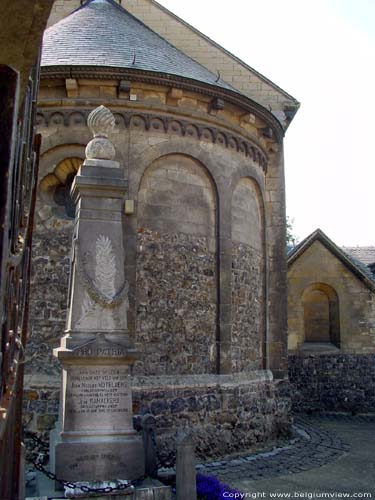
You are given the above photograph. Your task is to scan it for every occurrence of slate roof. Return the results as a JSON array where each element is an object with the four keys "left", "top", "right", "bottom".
[
  {"left": 288, "top": 229, "right": 375, "bottom": 291},
  {"left": 41, "top": 0, "right": 235, "bottom": 92},
  {"left": 341, "top": 247, "right": 375, "bottom": 266}
]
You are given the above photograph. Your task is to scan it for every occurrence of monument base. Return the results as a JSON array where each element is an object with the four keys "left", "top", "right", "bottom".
[
  {"left": 50, "top": 349, "right": 145, "bottom": 484},
  {"left": 53, "top": 436, "right": 144, "bottom": 483}
]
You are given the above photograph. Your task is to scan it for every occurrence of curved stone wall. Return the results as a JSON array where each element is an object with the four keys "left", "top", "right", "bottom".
[
  {"left": 135, "top": 154, "right": 217, "bottom": 375},
  {"left": 26, "top": 69, "right": 289, "bottom": 459},
  {"left": 28, "top": 215, "right": 72, "bottom": 378},
  {"left": 231, "top": 177, "right": 265, "bottom": 372}
]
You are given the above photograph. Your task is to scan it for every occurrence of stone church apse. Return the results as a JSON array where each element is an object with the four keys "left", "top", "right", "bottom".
[{"left": 24, "top": 0, "right": 296, "bottom": 464}]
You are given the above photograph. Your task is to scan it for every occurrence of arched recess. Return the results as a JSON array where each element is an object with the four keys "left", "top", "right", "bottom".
[
  {"left": 231, "top": 177, "right": 265, "bottom": 372},
  {"left": 37, "top": 145, "right": 85, "bottom": 226},
  {"left": 302, "top": 283, "right": 340, "bottom": 347},
  {"left": 136, "top": 154, "right": 218, "bottom": 376},
  {"left": 39, "top": 157, "right": 83, "bottom": 218}
]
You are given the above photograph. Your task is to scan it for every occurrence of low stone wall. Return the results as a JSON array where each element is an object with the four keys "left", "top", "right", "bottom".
[
  {"left": 133, "top": 373, "right": 291, "bottom": 466},
  {"left": 289, "top": 353, "right": 375, "bottom": 413},
  {"left": 23, "top": 372, "right": 291, "bottom": 466}
]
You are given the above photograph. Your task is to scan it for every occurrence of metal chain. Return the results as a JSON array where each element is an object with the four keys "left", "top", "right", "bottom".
[
  {"left": 32, "top": 459, "right": 135, "bottom": 494},
  {"left": 25, "top": 430, "right": 48, "bottom": 452}
]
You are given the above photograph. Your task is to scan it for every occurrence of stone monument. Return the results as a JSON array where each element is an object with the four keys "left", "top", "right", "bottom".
[{"left": 50, "top": 105, "right": 144, "bottom": 485}]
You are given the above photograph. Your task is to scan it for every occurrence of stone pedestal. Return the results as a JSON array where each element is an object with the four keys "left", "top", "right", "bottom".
[
  {"left": 51, "top": 106, "right": 144, "bottom": 484},
  {"left": 53, "top": 351, "right": 143, "bottom": 482}
]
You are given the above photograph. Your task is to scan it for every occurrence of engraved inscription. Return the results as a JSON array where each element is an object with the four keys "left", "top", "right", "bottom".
[
  {"left": 73, "top": 346, "right": 128, "bottom": 357},
  {"left": 68, "top": 453, "right": 127, "bottom": 471},
  {"left": 65, "top": 366, "right": 133, "bottom": 431}
]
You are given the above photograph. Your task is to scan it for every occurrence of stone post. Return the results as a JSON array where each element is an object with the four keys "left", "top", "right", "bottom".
[
  {"left": 141, "top": 414, "right": 158, "bottom": 479},
  {"left": 50, "top": 105, "right": 144, "bottom": 484},
  {"left": 176, "top": 433, "right": 197, "bottom": 500}
]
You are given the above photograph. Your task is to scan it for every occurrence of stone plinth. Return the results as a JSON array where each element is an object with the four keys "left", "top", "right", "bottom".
[
  {"left": 51, "top": 107, "right": 144, "bottom": 484},
  {"left": 53, "top": 348, "right": 143, "bottom": 482}
]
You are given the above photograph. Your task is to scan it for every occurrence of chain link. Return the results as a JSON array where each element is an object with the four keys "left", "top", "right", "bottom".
[{"left": 32, "top": 461, "right": 135, "bottom": 494}]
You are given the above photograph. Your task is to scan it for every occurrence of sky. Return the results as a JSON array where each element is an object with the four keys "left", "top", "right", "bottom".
[{"left": 157, "top": 0, "right": 375, "bottom": 246}]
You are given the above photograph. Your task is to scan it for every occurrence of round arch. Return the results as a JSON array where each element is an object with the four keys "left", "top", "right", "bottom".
[
  {"left": 231, "top": 176, "right": 266, "bottom": 372},
  {"left": 135, "top": 152, "right": 219, "bottom": 376},
  {"left": 302, "top": 282, "right": 340, "bottom": 347}
]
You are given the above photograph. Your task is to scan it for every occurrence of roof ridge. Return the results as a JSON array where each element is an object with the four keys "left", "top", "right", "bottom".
[
  {"left": 288, "top": 228, "right": 375, "bottom": 291},
  {"left": 150, "top": 0, "right": 299, "bottom": 105},
  {"left": 342, "top": 245, "right": 375, "bottom": 249},
  {"left": 74, "top": 0, "right": 124, "bottom": 14}
]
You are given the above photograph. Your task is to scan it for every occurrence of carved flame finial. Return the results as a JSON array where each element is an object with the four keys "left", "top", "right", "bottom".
[
  {"left": 87, "top": 105, "right": 115, "bottom": 138},
  {"left": 85, "top": 106, "right": 116, "bottom": 161}
]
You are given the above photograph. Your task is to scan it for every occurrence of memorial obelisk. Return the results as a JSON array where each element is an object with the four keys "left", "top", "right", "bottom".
[{"left": 50, "top": 106, "right": 144, "bottom": 484}]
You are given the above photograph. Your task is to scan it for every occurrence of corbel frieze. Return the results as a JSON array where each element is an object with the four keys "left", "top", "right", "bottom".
[{"left": 36, "top": 109, "right": 268, "bottom": 172}]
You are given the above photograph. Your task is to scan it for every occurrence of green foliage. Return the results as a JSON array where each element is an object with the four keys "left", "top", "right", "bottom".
[{"left": 286, "top": 216, "right": 298, "bottom": 246}]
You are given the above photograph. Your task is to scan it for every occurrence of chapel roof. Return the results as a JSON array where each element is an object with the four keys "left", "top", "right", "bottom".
[
  {"left": 288, "top": 229, "right": 375, "bottom": 292},
  {"left": 41, "top": 0, "right": 236, "bottom": 93},
  {"left": 341, "top": 246, "right": 375, "bottom": 266}
]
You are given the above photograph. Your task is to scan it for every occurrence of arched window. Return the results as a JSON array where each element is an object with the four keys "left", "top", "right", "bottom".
[{"left": 302, "top": 283, "right": 340, "bottom": 347}]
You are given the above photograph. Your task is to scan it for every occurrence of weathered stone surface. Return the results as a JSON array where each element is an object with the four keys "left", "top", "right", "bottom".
[
  {"left": 135, "top": 229, "right": 217, "bottom": 376},
  {"left": 27, "top": 57, "right": 289, "bottom": 463},
  {"left": 24, "top": 374, "right": 291, "bottom": 467},
  {"left": 27, "top": 215, "right": 73, "bottom": 376},
  {"left": 176, "top": 433, "right": 197, "bottom": 500},
  {"left": 288, "top": 239, "right": 375, "bottom": 352},
  {"left": 141, "top": 415, "right": 158, "bottom": 479},
  {"left": 232, "top": 242, "right": 263, "bottom": 372},
  {"left": 48, "top": 109, "right": 145, "bottom": 484},
  {"left": 132, "top": 374, "right": 292, "bottom": 466},
  {"left": 55, "top": 438, "right": 144, "bottom": 483},
  {"left": 289, "top": 353, "right": 375, "bottom": 413},
  {"left": 64, "top": 365, "right": 133, "bottom": 431}
]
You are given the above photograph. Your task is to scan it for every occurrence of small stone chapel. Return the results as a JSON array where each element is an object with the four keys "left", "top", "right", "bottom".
[{"left": 25, "top": 0, "right": 300, "bottom": 464}]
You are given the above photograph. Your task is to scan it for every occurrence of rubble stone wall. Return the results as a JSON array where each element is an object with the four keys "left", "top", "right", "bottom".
[
  {"left": 27, "top": 215, "right": 73, "bottom": 377},
  {"left": 231, "top": 178, "right": 265, "bottom": 372},
  {"left": 134, "top": 154, "right": 217, "bottom": 375},
  {"left": 24, "top": 374, "right": 291, "bottom": 465},
  {"left": 26, "top": 70, "right": 289, "bottom": 457},
  {"left": 133, "top": 374, "right": 291, "bottom": 465},
  {"left": 289, "top": 353, "right": 375, "bottom": 413}
]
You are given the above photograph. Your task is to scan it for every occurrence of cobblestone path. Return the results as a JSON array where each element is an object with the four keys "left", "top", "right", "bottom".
[{"left": 196, "top": 414, "right": 359, "bottom": 482}]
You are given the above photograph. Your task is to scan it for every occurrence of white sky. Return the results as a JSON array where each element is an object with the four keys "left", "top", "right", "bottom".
[{"left": 157, "top": 0, "right": 375, "bottom": 246}]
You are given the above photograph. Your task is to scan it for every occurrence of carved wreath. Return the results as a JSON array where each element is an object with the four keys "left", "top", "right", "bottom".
[{"left": 75, "top": 235, "right": 129, "bottom": 310}]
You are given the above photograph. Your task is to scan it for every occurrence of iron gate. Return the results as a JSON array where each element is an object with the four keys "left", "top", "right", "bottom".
[{"left": 0, "top": 61, "right": 41, "bottom": 500}]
